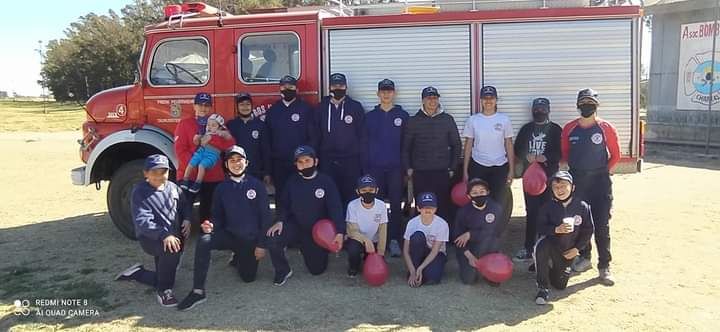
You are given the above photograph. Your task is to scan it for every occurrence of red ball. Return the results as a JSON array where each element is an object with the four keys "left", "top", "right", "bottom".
[
  {"left": 312, "top": 219, "right": 340, "bottom": 253},
  {"left": 476, "top": 253, "right": 513, "bottom": 284},
  {"left": 451, "top": 181, "right": 471, "bottom": 206},
  {"left": 362, "top": 253, "right": 389, "bottom": 287},
  {"left": 523, "top": 162, "right": 548, "bottom": 196}
]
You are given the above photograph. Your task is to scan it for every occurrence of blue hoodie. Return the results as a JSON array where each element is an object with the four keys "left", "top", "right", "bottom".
[
  {"left": 131, "top": 181, "right": 192, "bottom": 240},
  {"left": 313, "top": 96, "right": 366, "bottom": 159},
  {"left": 365, "top": 104, "right": 408, "bottom": 169},
  {"left": 211, "top": 174, "right": 273, "bottom": 247}
]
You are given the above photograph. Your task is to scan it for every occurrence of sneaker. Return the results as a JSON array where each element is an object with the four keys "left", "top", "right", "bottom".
[
  {"left": 156, "top": 289, "right": 178, "bottom": 308},
  {"left": 189, "top": 182, "right": 201, "bottom": 194},
  {"left": 227, "top": 254, "right": 238, "bottom": 267},
  {"left": 599, "top": 268, "right": 615, "bottom": 286},
  {"left": 513, "top": 248, "right": 533, "bottom": 262},
  {"left": 389, "top": 240, "right": 402, "bottom": 257},
  {"left": 535, "top": 288, "right": 549, "bottom": 305},
  {"left": 347, "top": 268, "right": 358, "bottom": 278},
  {"left": 572, "top": 257, "right": 592, "bottom": 272},
  {"left": 114, "top": 263, "right": 142, "bottom": 281},
  {"left": 528, "top": 263, "right": 536, "bottom": 273},
  {"left": 179, "top": 180, "right": 190, "bottom": 191},
  {"left": 178, "top": 290, "right": 207, "bottom": 311},
  {"left": 273, "top": 269, "right": 293, "bottom": 286}
]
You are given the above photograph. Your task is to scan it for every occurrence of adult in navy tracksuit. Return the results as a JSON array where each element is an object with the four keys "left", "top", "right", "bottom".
[
  {"left": 453, "top": 179, "right": 503, "bottom": 285},
  {"left": 264, "top": 75, "right": 314, "bottom": 199},
  {"left": 177, "top": 146, "right": 274, "bottom": 311},
  {"left": 226, "top": 93, "right": 271, "bottom": 183},
  {"left": 561, "top": 88, "right": 620, "bottom": 286},
  {"left": 115, "top": 154, "right": 192, "bottom": 308},
  {"left": 365, "top": 79, "right": 408, "bottom": 257},
  {"left": 313, "top": 73, "right": 366, "bottom": 206},
  {"left": 512, "top": 98, "right": 562, "bottom": 261},
  {"left": 266, "top": 145, "right": 345, "bottom": 283},
  {"left": 533, "top": 171, "right": 594, "bottom": 305}
]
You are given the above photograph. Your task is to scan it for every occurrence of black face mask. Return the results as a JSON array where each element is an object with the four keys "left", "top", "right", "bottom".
[
  {"left": 281, "top": 89, "right": 296, "bottom": 102},
  {"left": 359, "top": 192, "right": 376, "bottom": 204},
  {"left": 532, "top": 112, "right": 548, "bottom": 123},
  {"left": 299, "top": 165, "right": 316, "bottom": 178},
  {"left": 578, "top": 104, "right": 597, "bottom": 118},
  {"left": 331, "top": 89, "right": 346, "bottom": 100},
  {"left": 471, "top": 195, "right": 489, "bottom": 207}
]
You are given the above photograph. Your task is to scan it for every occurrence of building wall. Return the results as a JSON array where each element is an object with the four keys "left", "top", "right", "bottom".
[{"left": 647, "top": 8, "right": 720, "bottom": 145}]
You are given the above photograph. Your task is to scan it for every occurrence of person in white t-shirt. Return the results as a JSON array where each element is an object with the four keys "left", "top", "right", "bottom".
[
  {"left": 345, "top": 175, "right": 389, "bottom": 277},
  {"left": 403, "top": 192, "right": 449, "bottom": 287},
  {"left": 462, "top": 85, "right": 515, "bottom": 232}
]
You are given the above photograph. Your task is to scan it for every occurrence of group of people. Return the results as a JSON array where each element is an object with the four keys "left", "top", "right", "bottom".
[{"left": 115, "top": 73, "right": 621, "bottom": 309}]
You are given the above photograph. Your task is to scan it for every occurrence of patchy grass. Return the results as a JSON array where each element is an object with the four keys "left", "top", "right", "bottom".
[{"left": 0, "top": 100, "right": 85, "bottom": 132}]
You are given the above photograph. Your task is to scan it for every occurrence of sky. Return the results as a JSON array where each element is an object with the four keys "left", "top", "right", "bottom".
[{"left": 0, "top": 1, "right": 653, "bottom": 97}]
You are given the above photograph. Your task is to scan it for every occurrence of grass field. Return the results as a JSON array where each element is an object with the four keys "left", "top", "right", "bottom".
[{"left": 0, "top": 100, "right": 85, "bottom": 132}]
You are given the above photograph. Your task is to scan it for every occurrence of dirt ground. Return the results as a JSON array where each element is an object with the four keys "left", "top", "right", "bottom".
[{"left": 0, "top": 131, "right": 719, "bottom": 332}]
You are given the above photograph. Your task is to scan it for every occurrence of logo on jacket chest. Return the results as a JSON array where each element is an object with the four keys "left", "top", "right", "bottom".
[
  {"left": 251, "top": 130, "right": 259, "bottom": 139},
  {"left": 591, "top": 133, "right": 604, "bottom": 145},
  {"left": 394, "top": 118, "right": 403, "bottom": 127},
  {"left": 291, "top": 113, "right": 300, "bottom": 122},
  {"left": 315, "top": 188, "right": 325, "bottom": 199},
  {"left": 247, "top": 189, "right": 257, "bottom": 200},
  {"left": 485, "top": 213, "right": 496, "bottom": 223},
  {"left": 344, "top": 115, "right": 353, "bottom": 124},
  {"left": 573, "top": 215, "right": 582, "bottom": 226}
]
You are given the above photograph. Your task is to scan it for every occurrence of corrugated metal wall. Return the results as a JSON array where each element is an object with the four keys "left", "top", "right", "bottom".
[
  {"left": 482, "top": 19, "right": 634, "bottom": 154},
  {"left": 328, "top": 25, "right": 472, "bottom": 131}
]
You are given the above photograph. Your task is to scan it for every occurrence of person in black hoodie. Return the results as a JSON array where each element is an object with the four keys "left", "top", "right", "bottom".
[
  {"left": 513, "top": 97, "right": 562, "bottom": 262},
  {"left": 534, "top": 171, "right": 594, "bottom": 305},
  {"left": 313, "top": 73, "right": 366, "bottom": 207},
  {"left": 266, "top": 145, "right": 345, "bottom": 284},
  {"left": 402, "top": 86, "right": 462, "bottom": 222},
  {"left": 177, "top": 146, "right": 274, "bottom": 311}
]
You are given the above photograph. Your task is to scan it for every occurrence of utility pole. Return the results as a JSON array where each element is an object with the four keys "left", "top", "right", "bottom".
[
  {"left": 705, "top": 0, "right": 720, "bottom": 156},
  {"left": 35, "top": 40, "right": 47, "bottom": 114}
]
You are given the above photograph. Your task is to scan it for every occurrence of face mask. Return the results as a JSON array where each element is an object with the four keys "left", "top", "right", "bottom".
[
  {"left": 331, "top": 89, "right": 346, "bottom": 100},
  {"left": 532, "top": 112, "right": 548, "bottom": 123},
  {"left": 578, "top": 104, "right": 597, "bottom": 118},
  {"left": 359, "top": 192, "right": 376, "bottom": 204},
  {"left": 471, "top": 195, "right": 488, "bottom": 207},
  {"left": 281, "top": 89, "right": 296, "bottom": 102},
  {"left": 299, "top": 165, "right": 316, "bottom": 178}
]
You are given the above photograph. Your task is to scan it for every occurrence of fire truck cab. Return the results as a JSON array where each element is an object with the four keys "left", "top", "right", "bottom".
[{"left": 71, "top": 2, "right": 643, "bottom": 239}]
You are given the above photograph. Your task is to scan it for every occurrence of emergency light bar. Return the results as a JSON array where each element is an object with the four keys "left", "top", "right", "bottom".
[{"left": 163, "top": 2, "right": 226, "bottom": 20}]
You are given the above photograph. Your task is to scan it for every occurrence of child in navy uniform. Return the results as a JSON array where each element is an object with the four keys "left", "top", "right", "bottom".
[
  {"left": 534, "top": 171, "right": 594, "bottom": 305},
  {"left": 266, "top": 145, "right": 345, "bottom": 285},
  {"left": 453, "top": 179, "right": 503, "bottom": 285},
  {"left": 403, "top": 192, "right": 450, "bottom": 287},
  {"left": 115, "top": 154, "right": 192, "bottom": 308},
  {"left": 345, "top": 175, "right": 388, "bottom": 277}
]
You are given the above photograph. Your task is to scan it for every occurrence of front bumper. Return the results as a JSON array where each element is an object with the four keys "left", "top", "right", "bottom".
[{"left": 71, "top": 166, "right": 87, "bottom": 186}]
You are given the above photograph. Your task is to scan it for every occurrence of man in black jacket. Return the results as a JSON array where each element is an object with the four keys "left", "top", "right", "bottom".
[
  {"left": 534, "top": 171, "right": 594, "bottom": 305},
  {"left": 513, "top": 97, "right": 562, "bottom": 262},
  {"left": 402, "top": 86, "right": 462, "bottom": 221}
]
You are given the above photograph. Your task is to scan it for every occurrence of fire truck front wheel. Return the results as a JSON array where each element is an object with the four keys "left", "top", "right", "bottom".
[{"left": 107, "top": 159, "right": 145, "bottom": 240}]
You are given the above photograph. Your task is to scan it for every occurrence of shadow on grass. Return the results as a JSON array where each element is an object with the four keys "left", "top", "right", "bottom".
[{"left": 0, "top": 213, "right": 601, "bottom": 331}]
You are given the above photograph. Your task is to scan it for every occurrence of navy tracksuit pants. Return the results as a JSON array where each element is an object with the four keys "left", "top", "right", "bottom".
[
  {"left": 367, "top": 166, "right": 404, "bottom": 242},
  {"left": 192, "top": 230, "right": 263, "bottom": 289},
  {"left": 522, "top": 187, "right": 551, "bottom": 252},
  {"left": 455, "top": 238, "right": 498, "bottom": 285},
  {"left": 134, "top": 237, "right": 183, "bottom": 292},
  {"left": 407, "top": 231, "right": 446, "bottom": 285},
  {"left": 534, "top": 237, "right": 572, "bottom": 290},
  {"left": 320, "top": 155, "right": 362, "bottom": 207},
  {"left": 572, "top": 170, "right": 613, "bottom": 269},
  {"left": 268, "top": 221, "right": 330, "bottom": 276}
]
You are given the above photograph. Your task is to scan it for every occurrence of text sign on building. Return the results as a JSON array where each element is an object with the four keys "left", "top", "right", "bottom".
[{"left": 678, "top": 21, "right": 720, "bottom": 110}]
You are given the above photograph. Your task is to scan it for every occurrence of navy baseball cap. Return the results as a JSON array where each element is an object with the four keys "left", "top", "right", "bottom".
[
  {"left": 225, "top": 145, "right": 247, "bottom": 159},
  {"left": 421, "top": 86, "right": 440, "bottom": 98},
  {"left": 144, "top": 154, "right": 169, "bottom": 171},
  {"left": 480, "top": 86, "right": 498, "bottom": 98},
  {"left": 194, "top": 92, "right": 212, "bottom": 105},
  {"left": 551, "top": 171, "right": 574, "bottom": 184},
  {"left": 532, "top": 98, "right": 550, "bottom": 112},
  {"left": 378, "top": 79, "right": 395, "bottom": 91},
  {"left": 236, "top": 92, "right": 252, "bottom": 103},
  {"left": 357, "top": 174, "right": 378, "bottom": 190},
  {"left": 279, "top": 75, "right": 297, "bottom": 86},
  {"left": 417, "top": 192, "right": 438, "bottom": 208},
  {"left": 577, "top": 88, "right": 599, "bottom": 105},
  {"left": 293, "top": 145, "right": 316, "bottom": 161},
  {"left": 329, "top": 73, "right": 347, "bottom": 85}
]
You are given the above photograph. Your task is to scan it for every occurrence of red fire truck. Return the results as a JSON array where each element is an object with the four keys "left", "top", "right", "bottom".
[{"left": 71, "top": 2, "right": 643, "bottom": 238}]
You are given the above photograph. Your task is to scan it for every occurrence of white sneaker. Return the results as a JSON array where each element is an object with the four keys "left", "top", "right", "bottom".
[
  {"left": 599, "top": 268, "right": 615, "bottom": 286},
  {"left": 115, "top": 263, "right": 142, "bottom": 281},
  {"left": 572, "top": 257, "right": 592, "bottom": 272}
]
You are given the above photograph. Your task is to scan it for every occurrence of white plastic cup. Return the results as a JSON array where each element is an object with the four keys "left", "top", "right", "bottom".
[{"left": 562, "top": 217, "right": 575, "bottom": 232}]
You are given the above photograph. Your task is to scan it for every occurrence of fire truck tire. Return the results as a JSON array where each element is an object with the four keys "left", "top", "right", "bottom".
[{"left": 107, "top": 159, "right": 145, "bottom": 240}]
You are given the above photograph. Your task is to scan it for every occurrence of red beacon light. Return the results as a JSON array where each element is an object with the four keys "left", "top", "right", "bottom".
[{"left": 163, "top": 5, "right": 182, "bottom": 20}]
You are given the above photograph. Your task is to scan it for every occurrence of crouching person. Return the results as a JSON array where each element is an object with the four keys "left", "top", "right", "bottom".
[
  {"left": 534, "top": 171, "right": 594, "bottom": 305},
  {"left": 345, "top": 175, "right": 388, "bottom": 277},
  {"left": 454, "top": 179, "right": 503, "bottom": 285},
  {"left": 115, "top": 154, "right": 192, "bottom": 308},
  {"left": 178, "top": 146, "right": 274, "bottom": 311},
  {"left": 403, "top": 192, "right": 449, "bottom": 287}
]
